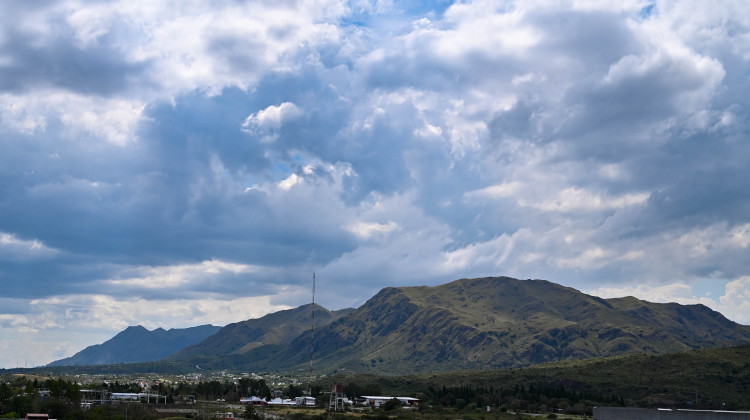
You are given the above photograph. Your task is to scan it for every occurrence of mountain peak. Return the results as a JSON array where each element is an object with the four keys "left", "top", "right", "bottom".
[
  {"left": 124, "top": 325, "right": 147, "bottom": 331},
  {"left": 47, "top": 324, "right": 220, "bottom": 367}
]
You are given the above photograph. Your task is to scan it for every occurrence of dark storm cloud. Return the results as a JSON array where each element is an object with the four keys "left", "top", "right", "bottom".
[
  {"left": 0, "top": 13, "right": 149, "bottom": 95},
  {"left": 0, "top": 34, "right": 148, "bottom": 95},
  {"left": 0, "top": 83, "right": 359, "bottom": 301},
  {"left": 531, "top": 9, "right": 639, "bottom": 73},
  {"left": 3, "top": 89, "right": 359, "bottom": 267}
]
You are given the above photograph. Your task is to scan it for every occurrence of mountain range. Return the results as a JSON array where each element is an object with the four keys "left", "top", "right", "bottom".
[
  {"left": 246, "top": 277, "right": 750, "bottom": 373},
  {"left": 47, "top": 324, "right": 221, "bottom": 366},
  {"left": 47, "top": 276, "right": 750, "bottom": 373}
]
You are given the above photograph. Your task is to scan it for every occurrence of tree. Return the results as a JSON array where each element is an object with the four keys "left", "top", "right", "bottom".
[
  {"left": 242, "top": 404, "right": 259, "bottom": 420},
  {"left": 285, "top": 384, "right": 305, "bottom": 399},
  {"left": 238, "top": 378, "right": 270, "bottom": 399},
  {"left": 382, "top": 398, "right": 401, "bottom": 411}
]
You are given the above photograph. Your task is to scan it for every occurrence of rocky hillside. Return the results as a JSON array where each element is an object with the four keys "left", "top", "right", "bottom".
[{"left": 268, "top": 277, "right": 750, "bottom": 373}]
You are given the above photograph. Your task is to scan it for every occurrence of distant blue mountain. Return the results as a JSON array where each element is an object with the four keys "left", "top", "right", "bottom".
[{"left": 47, "top": 324, "right": 221, "bottom": 366}]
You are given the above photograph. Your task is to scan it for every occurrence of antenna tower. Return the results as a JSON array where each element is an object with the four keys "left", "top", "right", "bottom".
[{"left": 310, "top": 272, "right": 316, "bottom": 392}]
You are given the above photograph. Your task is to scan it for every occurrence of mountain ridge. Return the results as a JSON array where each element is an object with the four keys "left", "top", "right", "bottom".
[
  {"left": 170, "top": 303, "right": 354, "bottom": 360},
  {"left": 263, "top": 276, "right": 750, "bottom": 373},
  {"left": 47, "top": 324, "right": 221, "bottom": 367},
  {"left": 45, "top": 276, "right": 750, "bottom": 374}
]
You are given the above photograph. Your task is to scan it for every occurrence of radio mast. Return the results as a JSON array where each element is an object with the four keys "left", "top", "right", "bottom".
[{"left": 309, "top": 272, "right": 316, "bottom": 392}]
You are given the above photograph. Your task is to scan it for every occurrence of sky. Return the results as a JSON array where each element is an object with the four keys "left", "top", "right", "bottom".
[{"left": 1, "top": 0, "right": 749, "bottom": 368}]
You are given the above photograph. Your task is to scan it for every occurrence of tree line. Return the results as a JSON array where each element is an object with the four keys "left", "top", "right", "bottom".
[
  {"left": 1, "top": 375, "right": 629, "bottom": 419},
  {"left": 423, "top": 383, "right": 625, "bottom": 415},
  {"left": 0, "top": 377, "right": 82, "bottom": 419}
]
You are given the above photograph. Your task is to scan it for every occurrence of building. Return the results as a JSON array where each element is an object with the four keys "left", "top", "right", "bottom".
[
  {"left": 295, "top": 396, "right": 316, "bottom": 407},
  {"left": 240, "top": 396, "right": 266, "bottom": 405},
  {"left": 267, "top": 398, "right": 296, "bottom": 406},
  {"left": 359, "top": 396, "right": 419, "bottom": 407},
  {"left": 109, "top": 392, "right": 165, "bottom": 403}
]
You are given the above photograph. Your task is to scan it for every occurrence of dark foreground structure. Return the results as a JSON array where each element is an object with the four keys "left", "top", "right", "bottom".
[{"left": 594, "top": 408, "right": 750, "bottom": 420}]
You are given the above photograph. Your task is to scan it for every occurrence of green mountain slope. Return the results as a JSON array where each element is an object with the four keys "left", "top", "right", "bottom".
[
  {"left": 170, "top": 303, "right": 354, "bottom": 360},
  {"left": 323, "top": 344, "right": 750, "bottom": 409},
  {"left": 46, "top": 324, "right": 221, "bottom": 366},
  {"left": 272, "top": 277, "right": 750, "bottom": 373}
]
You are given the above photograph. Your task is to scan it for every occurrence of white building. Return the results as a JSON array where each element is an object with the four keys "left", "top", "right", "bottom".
[{"left": 359, "top": 396, "right": 419, "bottom": 407}]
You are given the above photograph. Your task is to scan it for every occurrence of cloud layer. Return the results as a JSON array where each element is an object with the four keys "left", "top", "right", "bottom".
[{"left": 1, "top": 0, "right": 750, "bottom": 367}]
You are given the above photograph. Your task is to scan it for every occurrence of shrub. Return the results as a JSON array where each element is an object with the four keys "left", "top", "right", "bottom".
[{"left": 382, "top": 397, "right": 402, "bottom": 411}]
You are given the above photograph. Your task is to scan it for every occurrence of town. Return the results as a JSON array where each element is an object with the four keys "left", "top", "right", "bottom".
[{"left": 0, "top": 370, "right": 425, "bottom": 419}]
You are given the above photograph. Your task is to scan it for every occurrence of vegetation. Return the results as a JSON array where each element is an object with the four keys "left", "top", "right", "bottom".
[
  {"left": 3, "top": 344, "right": 750, "bottom": 419},
  {"left": 0, "top": 375, "right": 275, "bottom": 419},
  {"left": 0, "top": 376, "right": 81, "bottom": 419},
  {"left": 320, "top": 344, "right": 750, "bottom": 411}
]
